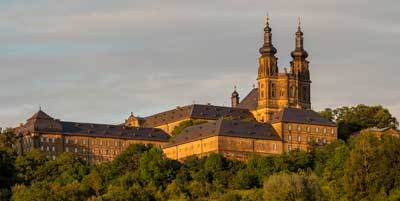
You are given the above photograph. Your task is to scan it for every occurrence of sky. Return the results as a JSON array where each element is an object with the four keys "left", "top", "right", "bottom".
[{"left": 0, "top": 0, "right": 399, "bottom": 127}]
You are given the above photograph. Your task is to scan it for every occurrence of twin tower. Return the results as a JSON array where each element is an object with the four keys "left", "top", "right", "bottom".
[{"left": 232, "top": 17, "right": 311, "bottom": 122}]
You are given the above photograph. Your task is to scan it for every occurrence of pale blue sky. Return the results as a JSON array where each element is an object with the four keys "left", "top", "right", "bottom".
[{"left": 1, "top": 0, "right": 399, "bottom": 127}]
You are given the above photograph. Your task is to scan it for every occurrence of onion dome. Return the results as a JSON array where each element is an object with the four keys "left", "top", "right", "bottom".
[
  {"left": 291, "top": 18, "right": 308, "bottom": 59},
  {"left": 259, "top": 16, "right": 277, "bottom": 55}
]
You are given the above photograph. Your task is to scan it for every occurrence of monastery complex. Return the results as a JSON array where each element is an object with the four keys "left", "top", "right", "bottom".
[{"left": 13, "top": 18, "right": 338, "bottom": 162}]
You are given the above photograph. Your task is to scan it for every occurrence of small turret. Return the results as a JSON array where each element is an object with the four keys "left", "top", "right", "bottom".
[{"left": 231, "top": 86, "right": 239, "bottom": 108}]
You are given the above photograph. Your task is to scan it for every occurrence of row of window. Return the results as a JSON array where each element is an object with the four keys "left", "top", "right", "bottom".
[
  {"left": 40, "top": 146, "right": 56, "bottom": 152},
  {"left": 288, "top": 124, "right": 335, "bottom": 134},
  {"left": 65, "top": 147, "right": 119, "bottom": 156},
  {"left": 64, "top": 138, "right": 123, "bottom": 147},
  {"left": 175, "top": 142, "right": 278, "bottom": 153},
  {"left": 40, "top": 137, "right": 126, "bottom": 148},
  {"left": 287, "top": 135, "right": 328, "bottom": 144},
  {"left": 40, "top": 137, "right": 56, "bottom": 143}
]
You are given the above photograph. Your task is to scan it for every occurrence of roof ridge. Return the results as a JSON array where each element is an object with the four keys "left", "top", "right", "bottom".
[{"left": 188, "top": 104, "right": 195, "bottom": 118}]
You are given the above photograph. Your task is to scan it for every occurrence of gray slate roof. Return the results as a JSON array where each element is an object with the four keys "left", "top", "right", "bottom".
[
  {"left": 15, "top": 110, "right": 170, "bottom": 142},
  {"left": 270, "top": 107, "right": 336, "bottom": 126},
  {"left": 165, "top": 119, "right": 281, "bottom": 147},
  {"left": 143, "top": 104, "right": 254, "bottom": 127},
  {"left": 237, "top": 88, "right": 258, "bottom": 110}
]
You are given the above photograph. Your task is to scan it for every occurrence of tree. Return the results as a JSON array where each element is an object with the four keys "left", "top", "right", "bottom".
[
  {"left": 138, "top": 147, "right": 180, "bottom": 188},
  {"left": 320, "top": 104, "right": 398, "bottom": 140},
  {"left": 264, "top": 172, "right": 324, "bottom": 201},
  {"left": 0, "top": 147, "right": 15, "bottom": 201},
  {"left": 34, "top": 152, "right": 88, "bottom": 185},
  {"left": 170, "top": 120, "right": 208, "bottom": 138},
  {"left": 342, "top": 134, "right": 400, "bottom": 200},
  {"left": 15, "top": 149, "right": 47, "bottom": 185}
]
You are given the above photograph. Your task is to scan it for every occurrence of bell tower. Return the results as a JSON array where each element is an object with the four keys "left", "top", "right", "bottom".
[
  {"left": 289, "top": 18, "right": 311, "bottom": 109},
  {"left": 257, "top": 16, "right": 280, "bottom": 122}
]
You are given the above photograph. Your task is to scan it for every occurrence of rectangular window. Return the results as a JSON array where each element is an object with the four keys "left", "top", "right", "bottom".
[
  {"left": 75, "top": 148, "right": 78, "bottom": 153},
  {"left": 40, "top": 137, "right": 43, "bottom": 142},
  {"left": 288, "top": 135, "right": 292, "bottom": 141},
  {"left": 52, "top": 146, "right": 55, "bottom": 152},
  {"left": 52, "top": 138, "right": 55, "bottom": 143},
  {"left": 306, "top": 127, "right": 311, "bottom": 132},
  {"left": 331, "top": 128, "right": 335, "bottom": 135},
  {"left": 322, "top": 138, "right": 327, "bottom": 144},
  {"left": 107, "top": 140, "right": 110, "bottom": 146},
  {"left": 74, "top": 139, "right": 78, "bottom": 144},
  {"left": 297, "top": 125, "right": 301, "bottom": 132},
  {"left": 272, "top": 144, "right": 277, "bottom": 150},
  {"left": 315, "top": 138, "right": 319, "bottom": 143},
  {"left": 323, "top": 128, "right": 327, "bottom": 134},
  {"left": 315, "top": 127, "right": 319, "bottom": 133},
  {"left": 83, "top": 139, "right": 86, "bottom": 145},
  {"left": 65, "top": 139, "right": 69, "bottom": 144},
  {"left": 91, "top": 139, "right": 94, "bottom": 145},
  {"left": 66, "top": 147, "right": 69, "bottom": 152},
  {"left": 288, "top": 145, "right": 292, "bottom": 151},
  {"left": 99, "top": 140, "right": 102, "bottom": 146},
  {"left": 288, "top": 124, "right": 292, "bottom": 131},
  {"left": 297, "top": 135, "right": 301, "bottom": 142},
  {"left": 114, "top": 141, "right": 118, "bottom": 147}
]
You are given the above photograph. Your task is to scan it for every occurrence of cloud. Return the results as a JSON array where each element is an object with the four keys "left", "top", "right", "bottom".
[{"left": 0, "top": 0, "right": 399, "bottom": 127}]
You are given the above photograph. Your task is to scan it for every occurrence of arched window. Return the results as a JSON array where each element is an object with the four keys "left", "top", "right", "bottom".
[
  {"left": 302, "top": 86, "right": 308, "bottom": 101},
  {"left": 289, "top": 86, "right": 295, "bottom": 98},
  {"left": 271, "top": 83, "right": 276, "bottom": 98}
]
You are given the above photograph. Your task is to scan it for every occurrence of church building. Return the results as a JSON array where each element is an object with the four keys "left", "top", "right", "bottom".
[{"left": 14, "top": 17, "right": 337, "bottom": 162}]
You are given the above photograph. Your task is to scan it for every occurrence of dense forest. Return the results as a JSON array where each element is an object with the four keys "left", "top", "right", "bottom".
[{"left": 0, "top": 104, "right": 399, "bottom": 201}]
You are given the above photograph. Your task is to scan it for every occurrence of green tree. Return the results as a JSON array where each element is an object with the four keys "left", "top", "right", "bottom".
[
  {"left": 81, "top": 170, "right": 103, "bottom": 196},
  {"left": 170, "top": 120, "right": 208, "bottom": 138},
  {"left": 264, "top": 172, "right": 324, "bottom": 201},
  {"left": 320, "top": 104, "right": 398, "bottom": 140},
  {"left": 0, "top": 128, "right": 16, "bottom": 150},
  {"left": 342, "top": 134, "right": 400, "bottom": 200},
  {"left": 138, "top": 147, "right": 180, "bottom": 188},
  {"left": 0, "top": 147, "right": 15, "bottom": 201},
  {"left": 34, "top": 152, "right": 88, "bottom": 185},
  {"left": 15, "top": 149, "right": 47, "bottom": 185}
]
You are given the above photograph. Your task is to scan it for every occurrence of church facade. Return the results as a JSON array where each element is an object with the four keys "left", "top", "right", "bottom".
[{"left": 14, "top": 18, "right": 337, "bottom": 162}]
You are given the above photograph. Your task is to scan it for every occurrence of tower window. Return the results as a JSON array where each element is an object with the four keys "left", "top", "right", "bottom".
[
  {"left": 271, "top": 83, "right": 276, "bottom": 98},
  {"left": 302, "top": 86, "right": 308, "bottom": 101},
  {"left": 289, "top": 86, "right": 295, "bottom": 98}
]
